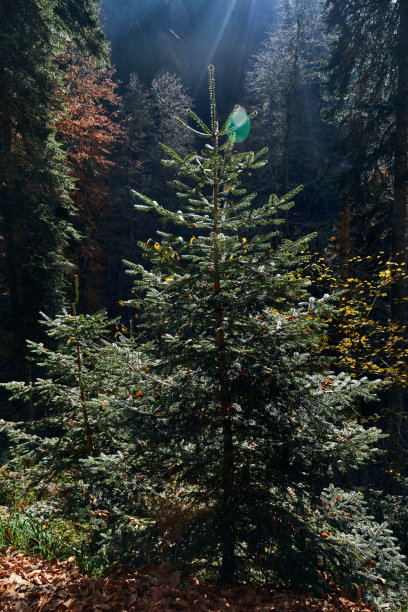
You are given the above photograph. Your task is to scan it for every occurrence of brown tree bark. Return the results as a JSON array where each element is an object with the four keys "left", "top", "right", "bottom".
[{"left": 211, "top": 106, "right": 235, "bottom": 584}]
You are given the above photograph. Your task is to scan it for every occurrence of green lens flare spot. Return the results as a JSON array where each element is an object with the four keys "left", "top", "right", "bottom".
[{"left": 226, "top": 106, "right": 250, "bottom": 143}]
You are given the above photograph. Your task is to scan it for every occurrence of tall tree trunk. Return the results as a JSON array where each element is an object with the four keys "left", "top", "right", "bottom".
[
  {"left": 1, "top": 101, "right": 30, "bottom": 387},
  {"left": 389, "top": 0, "right": 408, "bottom": 466},
  {"left": 339, "top": 198, "right": 351, "bottom": 286},
  {"left": 5, "top": 219, "right": 28, "bottom": 381},
  {"left": 211, "top": 91, "right": 235, "bottom": 583},
  {"left": 281, "top": 100, "right": 291, "bottom": 195}
]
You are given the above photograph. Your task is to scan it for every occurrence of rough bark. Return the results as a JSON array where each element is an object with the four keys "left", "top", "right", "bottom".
[{"left": 211, "top": 104, "right": 235, "bottom": 583}]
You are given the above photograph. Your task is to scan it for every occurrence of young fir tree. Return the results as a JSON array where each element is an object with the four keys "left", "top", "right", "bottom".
[
  {"left": 1, "top": 293, "right": 152, "bottom": 567},
  {"left": 125, "top": 66, "right": 406, "bottom": 597},
  {"left": 2, "top": 67, "right": 407, "bottom": 603}
]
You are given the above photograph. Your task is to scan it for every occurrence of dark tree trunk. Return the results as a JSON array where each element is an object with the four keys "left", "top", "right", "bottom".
[
  {"left": 339, "top": 199, "right": 351, "bottom": 286},
  {"left": 281, "top": 99, "right": 291, "bottom": 195},
  {"left": 211, "top": 118, "right": 235, "bottom": 584},
  {"left": 1, "top": 101, "right": 30, "bottom": 387},
  {"left": 389, "top": 0, "right": 408, "bottom": 465}
]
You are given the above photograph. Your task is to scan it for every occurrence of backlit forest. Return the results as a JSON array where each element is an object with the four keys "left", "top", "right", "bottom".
[{"left": 1, "top": 1, "right": 408, "bottom": 610}]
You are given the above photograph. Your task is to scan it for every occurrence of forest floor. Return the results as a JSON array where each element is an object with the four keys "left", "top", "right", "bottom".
[{"left": 0, "top": 549, "right": 377, "bottom": 611}]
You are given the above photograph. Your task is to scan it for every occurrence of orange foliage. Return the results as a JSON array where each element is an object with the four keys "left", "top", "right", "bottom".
[{"left": 56, "top": 53, "right": 123, "bottom": 312}]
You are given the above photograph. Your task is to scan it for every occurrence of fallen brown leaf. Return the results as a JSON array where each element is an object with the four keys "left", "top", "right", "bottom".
[{"left": 0, "top": 549, "right": 377, "bottom": 612}]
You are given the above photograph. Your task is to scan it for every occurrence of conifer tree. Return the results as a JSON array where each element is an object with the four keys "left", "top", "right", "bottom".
[
  {"left": 125, "top": 66, "right": 405, "bottom": 596},
  {"left": 0, "top": 0, "right": 106, "bottom": 393},
  {"left": 2, "top": 67, "right": 407, "bottom": 603},
  {"left": 246, "top": 0, "right": 324, "bottom": 197},
  {"left": 120, "top": 71, "right": 194, "bottom": 257},
  {"left": 120, "top": 73, "right": 157, "bottom": 263},
  {"left": 123, "top": 74, "right": 155, "bottom": 200},
  {"left": 150, "top": 71, "right": 195, "bottom": 201},
  {"left": 323, "top": 0, "right": 408, "bottom": 462}
]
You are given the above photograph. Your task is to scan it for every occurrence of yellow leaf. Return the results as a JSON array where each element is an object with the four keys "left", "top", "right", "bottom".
[
  {"left": 154, "top": 242, "right": 160, "bottom": 250},
  {"left": 190, "top": 236, "right": 196, "bottom": 244},
  {"left": 242, "top": 237, "right": 247, "bottom": 244}
]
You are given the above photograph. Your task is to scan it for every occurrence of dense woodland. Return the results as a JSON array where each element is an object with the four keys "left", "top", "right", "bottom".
[{"left": 1, "top": 0, "right": 408, "bottom": 609}]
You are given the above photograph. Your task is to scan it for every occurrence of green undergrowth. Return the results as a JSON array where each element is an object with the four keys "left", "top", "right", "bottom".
[{"left": 0, "top": 502, "right": 112, "bottom": 576}]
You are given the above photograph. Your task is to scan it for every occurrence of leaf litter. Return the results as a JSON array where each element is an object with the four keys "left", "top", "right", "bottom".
[{"left": 0, "top": 549, "right": 375, "bottom": 611}]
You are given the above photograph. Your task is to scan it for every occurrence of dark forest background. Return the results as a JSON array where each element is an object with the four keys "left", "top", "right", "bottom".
[
  {"left": 2, "top": 0, "right": 341, "bottom": 391},
  {"left": 102, "top": 0, "right": 278, "bottom": 115}
]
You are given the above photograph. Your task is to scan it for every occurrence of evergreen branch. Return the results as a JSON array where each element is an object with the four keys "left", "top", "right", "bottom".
[
  {"left": 187, "top": 109, "right": 212, "bottom": 134},
  {"left": 175, "top": 117, "right": 212, "bottom": 138}
]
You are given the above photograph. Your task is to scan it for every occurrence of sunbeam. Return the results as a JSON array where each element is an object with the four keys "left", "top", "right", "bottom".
[
  {"left": 187, "top": 0, "right": 265, "bottom": 116},
  {"left": 203, "top": 0, "right": 240, "bottom": 73}
]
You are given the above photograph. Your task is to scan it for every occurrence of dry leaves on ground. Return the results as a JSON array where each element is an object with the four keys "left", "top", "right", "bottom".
[{"left": 0, "top": 549, "right": 375, "bottom": 611}]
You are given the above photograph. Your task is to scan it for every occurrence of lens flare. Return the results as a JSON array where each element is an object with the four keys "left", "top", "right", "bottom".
[{"left": 226, "top": 106, "right": 250, "bottom": 143}]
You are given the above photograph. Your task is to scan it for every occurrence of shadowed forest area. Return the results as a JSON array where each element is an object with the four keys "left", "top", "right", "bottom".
[{"left": 1, "top": 1, "right": 408, "bottom": 610}]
